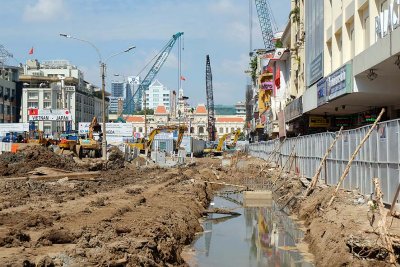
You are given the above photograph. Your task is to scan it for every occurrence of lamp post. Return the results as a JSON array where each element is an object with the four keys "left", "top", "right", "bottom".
[{"left": 60, "top": 33, "right": 135, "bottom": 160}]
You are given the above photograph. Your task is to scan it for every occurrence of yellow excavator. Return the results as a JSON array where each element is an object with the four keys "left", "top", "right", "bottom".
[
  {"left": 129, "top": 125, "right": 187, "bottom": 154},
  {"left": 203, "top": 133, "right": 229, "bottom": 156},
  {"left": 27, "top": 130, "right": 52, "bottom": 146},
  {"left": 226, "top": 129, "right": 241, "bottom": 149},
  {"left": 78, "top": 117, "right": 102, "bottom": 158}
]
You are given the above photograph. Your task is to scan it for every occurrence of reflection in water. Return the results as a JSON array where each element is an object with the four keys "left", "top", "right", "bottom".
[{"left": 190, "top": 193, "right": 313, "bottom": 267}]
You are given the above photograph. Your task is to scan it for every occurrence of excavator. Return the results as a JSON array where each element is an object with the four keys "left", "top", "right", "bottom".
[
  {"left": 58, "top": 131, "right": 81, "bottom": 157},
  {"left": 203, "top": 133, "right": 229, "bottom": 156},
  {"left": 27, "top": 130, "right": 52, "bottom": 146},
  {"left": 78, "top": 116, "right": 102, "bottom": 158},
  {"left": 129, "top": 125, "right": 187, "bottom": 154},
  {"left": 226, "top": 129, "right": 241, "bottom": 149}
]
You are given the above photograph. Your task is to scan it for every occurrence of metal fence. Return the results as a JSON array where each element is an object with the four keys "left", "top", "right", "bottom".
[{"left": 248, "top": 119, "right": 400, "bottom": 204}]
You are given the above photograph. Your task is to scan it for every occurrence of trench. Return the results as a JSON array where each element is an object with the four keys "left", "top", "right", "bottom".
[{"left": 183, "top": 190, "right": 315, "bottom": 267}]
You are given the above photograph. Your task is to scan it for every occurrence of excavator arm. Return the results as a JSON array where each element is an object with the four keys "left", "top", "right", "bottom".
[{"left": 216, "top": 134, "right": 229, "bottom": 152}]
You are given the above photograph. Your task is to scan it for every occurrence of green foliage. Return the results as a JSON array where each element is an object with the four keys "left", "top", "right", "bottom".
[
  {"left": 132, "top": 108, "right": 154, "bottom": 115},
  {"left": 250, "top": 56, "right": 258, "bottom": 84},
  {"left": 275, "top": 40, "right": 283, "bottom": 48},
  {"left": 289, "top": 6, "right": 300, "bottom": 24}
]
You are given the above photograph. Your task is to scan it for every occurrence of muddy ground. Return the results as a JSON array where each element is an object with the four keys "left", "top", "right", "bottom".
[{"left": 1, "top": 147, "right": 400, "bottom": 266}]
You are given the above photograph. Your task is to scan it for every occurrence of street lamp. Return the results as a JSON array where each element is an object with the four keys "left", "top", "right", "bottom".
[{"left": 60, "top": 33, "right": 135, "bottom": 160}]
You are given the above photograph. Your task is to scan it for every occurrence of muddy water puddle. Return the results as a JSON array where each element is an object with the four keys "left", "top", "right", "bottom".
[{"left": 183, "top": 192, "right": 314, "bottom": 267}]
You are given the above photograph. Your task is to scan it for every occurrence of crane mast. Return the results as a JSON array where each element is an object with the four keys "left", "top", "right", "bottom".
[
  {"left": 128, "top": 32, "right": 184, "bottom": 112},
  {"left": 254, "top": 0, "right": 276, "bottom": 51},
  {"left": 0, "top": 45, "right": 13, "bottom": 66},
  {"left": 205, "top": 55, "right": 216, "bottom": 141}
]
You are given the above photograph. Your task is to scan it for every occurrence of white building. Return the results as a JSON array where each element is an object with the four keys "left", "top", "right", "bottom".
[
  {"left": 20, "top": 60, "right": 108, "bottom": 134},
  {"left": 142, "top": 80, "right": 171, "bottom": 111}
]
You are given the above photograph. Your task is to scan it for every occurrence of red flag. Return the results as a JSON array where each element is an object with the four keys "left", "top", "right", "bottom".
[
  {"left": 180, "top": 75, "right": 186, "bottom": 81},
  {"left": 275, "top": 65, "right": 280, "bottom": 89},
  {"left": 29, "top": 47, "right": 34, "bottom": 55}
]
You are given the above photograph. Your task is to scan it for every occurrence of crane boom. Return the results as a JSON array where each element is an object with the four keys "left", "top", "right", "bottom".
[
  {"left": 205, "top": 55, "right": 216, "bottom": 141},
  {"left": 128, "top": 32, "right": 184, "bottom": 112},
  {"left": 255, "top": 0, "right": 276, "bottom": 50}
]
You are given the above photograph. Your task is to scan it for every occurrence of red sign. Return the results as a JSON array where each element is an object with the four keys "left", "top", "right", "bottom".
[{"left": 28, "top": 108, "right": 38, "bottom": 115}]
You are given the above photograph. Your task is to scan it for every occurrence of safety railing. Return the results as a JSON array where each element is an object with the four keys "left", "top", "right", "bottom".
[{"left": 248, "top": 119, "right": 400, "bottom": 204}]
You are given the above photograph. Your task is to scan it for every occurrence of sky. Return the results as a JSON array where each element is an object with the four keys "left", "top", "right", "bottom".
[{"left": 1, "top": 0, "right": 290, "bottom": 106}]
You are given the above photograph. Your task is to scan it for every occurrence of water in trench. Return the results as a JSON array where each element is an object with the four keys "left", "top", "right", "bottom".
[{"left": 184, "top": 192, "right": 314, "bottom": 267}]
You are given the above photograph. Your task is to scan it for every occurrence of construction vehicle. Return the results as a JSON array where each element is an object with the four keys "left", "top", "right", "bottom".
[
  {"left": 226, "top": 129, "right": 241, "bottom": 149},
  {"left": 203, "top": 133, "right": 229, "bottom": 156},
  {"left": 78, "top": 117, "right": 102, "bottom": 158},
  {"left": 27, "top": 130, "right": 52, "bottom": 146},
  {"left": 58, "top": 131, "right": 82, "bottom": 157},
  {"left": 129, "top": 125, "right": 187, "bottom": 154}
]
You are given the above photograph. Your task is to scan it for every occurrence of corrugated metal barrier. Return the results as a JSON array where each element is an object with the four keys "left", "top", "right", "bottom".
[{"left": 248, "top": 119, "right": 400, "bottom": 204}]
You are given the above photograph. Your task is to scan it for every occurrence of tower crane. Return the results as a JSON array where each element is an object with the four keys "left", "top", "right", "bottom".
[
  {"left": 205, "top": 55, "right": 216, "bottom": 141},
  {"left": 126, "top": 32, "right": 184, "bottom": 112},
  {"left": 0, "top": 45, "right": 13, "bottom": 66},
  {"left": 254, "top": 0, "right": 278, "bottom": 51}
]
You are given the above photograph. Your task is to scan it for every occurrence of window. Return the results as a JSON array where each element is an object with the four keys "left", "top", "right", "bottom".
[
  {"left": 139, "top": 127, "right": 143, "bottom": 133},
  {"left": 219, "top": 127, "right": 223, "bottom": 133},
  {"left": 231, "top": 128, "right": 235, "bottom": 132},
  {"left": 44, "top": 92, "right": 51, "bottom": 100},
  {"left": 0, "top": 104, "right": 3, "bottom": 114},
  {"left": 6, "top": 105, "right": 10, "bottom": 115},
  {"left": 163, "top": 94, "right": 169, "bottom": 97},
  {"left": 28, "top": 91, "right": 38, "bottom": 99},
  {"left": 5, "top": 88, "right": 10, "bottom": 97},
  {"left": 225, "top": 127, "right": 229, "bottom": 133},
  {"left": 44, "top": 102, "right": 51, "bottom": 109},
  {"left": 153, "top": 89, "right": 159, "bottom": 93},
  {"left": 28, "top": 102, "right": 38, "bottom": 108},
  {"left": 133, "top": 127, "right": 136, "bottom": 132},
  {"left": 198, "top": 126, "right": 204, "bottom": 134},
  {"left": 153, "top": 94, "right": 159, "bottom": 98}
]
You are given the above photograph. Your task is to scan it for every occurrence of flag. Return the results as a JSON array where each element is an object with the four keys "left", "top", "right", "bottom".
[
  {"left": 275, "top": 65, "right": 281, "bottom": 89},
  {"left": 29, "top": 47, "right": 34, "bottom": 55},
  {"left": 180, "top": 75, "right": 186, "bottom": 81}
]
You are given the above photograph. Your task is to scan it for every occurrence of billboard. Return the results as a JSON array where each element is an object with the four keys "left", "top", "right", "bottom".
[
  {"left": 305, "top": 0, "right": 324, "bottom": 86},
  {"left": 28, "top": 109, "right": 72, "bottom": 121},
  {"left": 78, "top": 123, "right": 133, "bottom": 136},
  {"left": 317, "top": 78, "right": 327, "bottom": 106}
]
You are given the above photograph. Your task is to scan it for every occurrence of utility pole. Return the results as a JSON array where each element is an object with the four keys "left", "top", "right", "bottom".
[
  {"left": 144, "top": 92, "right": 147, "bottom": 137},
  {"left": 101, "top": 62, "right": 107, "bottom": 159}
]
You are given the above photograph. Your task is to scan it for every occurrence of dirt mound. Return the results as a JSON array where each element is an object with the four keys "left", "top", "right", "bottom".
[
  {"left": 0, "top": 146, "right": 79, "bottom": 177},
  {"left": 106, "top": 147, "right": 125, "bottom": 170},
  {"left": 37, "top": 228, "right": 75, "bottom": 246}
]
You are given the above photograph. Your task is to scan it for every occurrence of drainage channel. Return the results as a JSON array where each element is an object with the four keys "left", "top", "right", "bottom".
[{"left": 183, "top": 190, "right": 315, "bottom": 267}]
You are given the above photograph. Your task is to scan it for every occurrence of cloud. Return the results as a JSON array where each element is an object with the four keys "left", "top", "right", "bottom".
[
  {"left": 219, "top": 53, "right": 250, "bottom": 77},
  {"left": 208, "top": 0, "right": 239, "bottom": 15},
  {"left": 23, "top": 0, "right": 67, "bottom": 22}
]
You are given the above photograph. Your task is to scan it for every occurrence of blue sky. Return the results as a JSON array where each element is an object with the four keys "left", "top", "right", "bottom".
[{"left": 2, "top": 0, "right": 290, "bottom": 105}]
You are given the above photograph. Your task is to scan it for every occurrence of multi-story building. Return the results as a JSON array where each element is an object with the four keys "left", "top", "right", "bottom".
[
  {"left": 109, "top": 81, "right": 125, "bottom": 115},
  {"left": 235, "top": 101, "right": 246, "bottom": 115},
  {"left": 285, "top": 0, "right": 400, "bottom": 135},
  {"left": 20, "top": 59, "right": 108, "bottom": 134},
  {"left": 122, "top": 103, "right": 245, "bottom": 140},
  {"left": 0, "top": 66, "right": 22, "bottom": 123},
  {"left": 142, "top": 80, "right": 171, "bottom": 111}
]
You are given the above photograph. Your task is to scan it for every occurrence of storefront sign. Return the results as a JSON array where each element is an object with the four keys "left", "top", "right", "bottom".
[
  {"left": 309, "top": 116, "right": 330, "bottom": 128},
  {"left": 334, "top": 116, "right": 353, "bottom": 127},
  {"left": 284, "top": 96, "right": 303, "bottom": 122},
  {"left": 327, "top": 64, "right": 353, "bottom": 101},
  {"left": 261, "top": 81, "right": 274, "bottom": 91},
  {"left": 317, "top": 78, "right": 327, "bottom": 106}
]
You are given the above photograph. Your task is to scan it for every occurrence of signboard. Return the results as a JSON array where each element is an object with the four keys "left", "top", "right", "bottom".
[
  {"left": 305, "top": 0, "right": 324, "bottom": 86},
  {"left": 309, "top": 116, "right": 330, "bottom": 128},
  {"left": 261, "top": 81, "right": 274, "bottom": 91},
  {"left": 0, "top": 123, "right": 29, "bottom": 135},
  {"left": 78, "top": 123, "right": 133, "bottom": 136},
  {"left": 29, "top": 115, "right": 72, "bottom": 121},
  {"left": 284, "top": 96, "right": 303, "bottom": 122},
  {"left": 327, "top": 64, "right": 353, "bottom": 100},
  {"left": 258, "top": 89, "right": 271, "bottom": 115},
  {"left": 317, "top": 78, "right": 327, "bottom": 106},
  {"left": 334, "top": 116, "right": 353, "bottom": 127},
  {"left": 28, "top": 109, "right": 72, "bottom": 121}
]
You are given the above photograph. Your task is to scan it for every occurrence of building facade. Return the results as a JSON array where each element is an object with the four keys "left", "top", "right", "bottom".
[
  {"left": 143, "top": 80, "right": 171, "bottom": 111},
  {"left": 20, "top": 60, "right": 108, "bottom": 134},
  {"left": 0, "top": 66, "right": 21, "bottom": 123}
]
